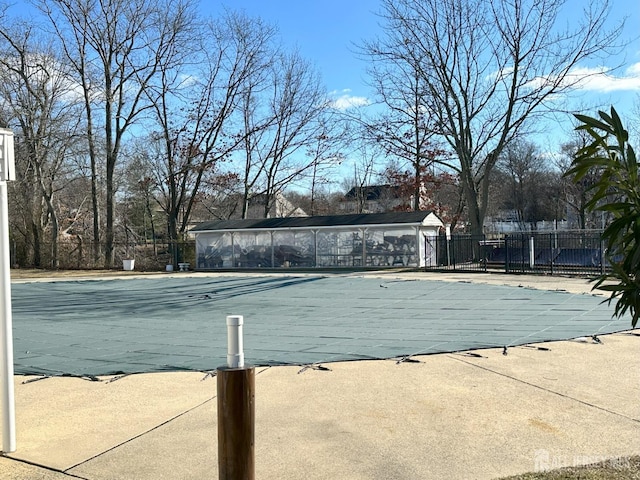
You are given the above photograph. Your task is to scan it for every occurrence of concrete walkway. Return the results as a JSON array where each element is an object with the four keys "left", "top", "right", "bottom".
[{"left": 1, "top": 271, "right": 639, "bottom": 479}]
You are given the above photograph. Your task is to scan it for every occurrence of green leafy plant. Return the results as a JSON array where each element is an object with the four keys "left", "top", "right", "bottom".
[{"left": 566, "top": 107, "right": 639, "bottom": 328}]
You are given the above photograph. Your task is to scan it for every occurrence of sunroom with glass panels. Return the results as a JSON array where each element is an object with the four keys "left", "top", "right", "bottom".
[{"left": 191, "top": 211, "right": 444, "bottom": 269}]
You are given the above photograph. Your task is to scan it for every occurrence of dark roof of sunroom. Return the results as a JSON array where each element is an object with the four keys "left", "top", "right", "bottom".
[{"left": 191, "top": 211, "right": 442, "bottom": 232}]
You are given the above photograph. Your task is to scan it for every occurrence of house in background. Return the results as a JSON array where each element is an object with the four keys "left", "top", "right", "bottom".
[
  {"left": 340, "top": 184, "right": 404, "bottom": 213},
  {"left": 340, "top": 183, "right": 436, "bottom": 214},
  {"left": 187, "top": 191, "right": 307, "bottom": 231},
  {"left": 244, "top": 191, "right": 307, "bottom": 219}
]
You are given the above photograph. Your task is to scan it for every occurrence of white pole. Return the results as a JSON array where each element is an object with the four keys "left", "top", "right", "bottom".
[
  {"left": 445, "top": 225, "right": 451, "bottom": 266},
  {"left": 226, "top": 315, "right": 244, "bottom": 368},
  {"left": 0, "top": 180, "right": 16, "bottom": 453},
  {"left": 529, "top": 236, "right": 535, "bottom": 269},
  {"left": 0, "top": 128, "right": 16, "bottom": 454}
]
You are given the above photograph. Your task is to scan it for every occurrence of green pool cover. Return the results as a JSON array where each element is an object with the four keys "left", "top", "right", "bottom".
[{"left": 10, "top": 275, "right": 631, "bottom": 376}]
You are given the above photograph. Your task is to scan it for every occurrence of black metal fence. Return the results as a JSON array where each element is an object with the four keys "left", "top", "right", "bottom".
[
  {"left": 13, "top": 230, "right": 608, "bottom": 276},
  {"left": 11, "top": 240, "right": 196, "bottom": 271},
  {"left": 428, "top": 230, "right": 607, "bottom": 276},
  {"left": 428, "top": 233, "right": 488, "bottom": 271}
]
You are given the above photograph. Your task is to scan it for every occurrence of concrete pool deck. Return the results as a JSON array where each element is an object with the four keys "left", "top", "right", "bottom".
[{"left": 1, "top": 270, "right": 639, "bottom": 479}]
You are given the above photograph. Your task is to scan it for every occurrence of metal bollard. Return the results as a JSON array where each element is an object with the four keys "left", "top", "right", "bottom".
[{"left": 217, "top": 315, "right": 254, "bottom": 480}]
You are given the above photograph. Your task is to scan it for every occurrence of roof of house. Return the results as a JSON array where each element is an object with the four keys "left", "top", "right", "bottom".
[
  {"left": 191, "top": 211, "right": 443, "bottom": 232},
  {"left": 343, "top": 184, "right": 401, "bottom": 201}
]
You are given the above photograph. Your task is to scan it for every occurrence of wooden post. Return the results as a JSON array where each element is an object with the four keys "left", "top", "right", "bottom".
[
  {"left": 217, "top": 366, "right": 255, "bottom": 480},
  {"left": 218, "top": 314, "right": 254, "bottom": 480}
]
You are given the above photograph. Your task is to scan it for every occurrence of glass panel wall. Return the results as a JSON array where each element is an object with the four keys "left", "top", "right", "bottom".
[
  {"left": 317, "top": 230, "right": 359, "bottom": 267},
  {"left": 196, "top": 232, "right": 235, "bottom": 269},
  {"left": 273, "top": 231, "right": 315, "bottom": 267},
  {"left": 234, "top": 231, "right": 273, "bottom": 267},
  {"left": 195, "top": 225, "right": 436, "bottom": 269},
  {"left": 365, "top": 228, "right": 418, "bottom": 267}
]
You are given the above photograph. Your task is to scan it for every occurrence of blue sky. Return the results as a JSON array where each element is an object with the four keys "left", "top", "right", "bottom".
[
  {"left": 4, "top": 0, "right": 639, "bottom": 153},
  {"left": 207, "top": 0, "right": 380, "bottom": 106},
  {"left": 5, "top": 0, "right": 639, "bottom": 125},
  {"left": 206, "top": 0, "right": 640, "bottom": 136}
]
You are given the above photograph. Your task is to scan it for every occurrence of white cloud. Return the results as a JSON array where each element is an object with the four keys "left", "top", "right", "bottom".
[
  {"left": 486, "top": 66, "right": 514, "bottom": 83},
  {"left": 178, "top": 73, "right": 199, "bottom": 87},
  {"left": 328, "top": 89, "right": 370, "bottom": 110},
  {"left": 528, "top": 63, "right": 640, "bottom": 93},
  {"left": 626, "top": 62, "right": 640, "bottom": 76},
  {"left": 566, "top": 63, "right": 640, "bottom": 92}
]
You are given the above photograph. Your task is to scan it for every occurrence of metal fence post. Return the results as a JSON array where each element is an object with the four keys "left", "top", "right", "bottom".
[
  {"left": 218, "top": 315, "right": 255, "bottom": 480},
  {"left": 482, "top": 234, "right": 487, "bottom": 272},
  {"left": 549, "top": 233, "right": 554, "bottom": 276},
  {"left": 520, "top": 234, "right": 525, "bottom": 272},
  {"left": 504, "top": 235, "right": 509, "bottom": 273}
]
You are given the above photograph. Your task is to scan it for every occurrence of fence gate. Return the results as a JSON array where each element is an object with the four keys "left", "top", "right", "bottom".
[
  {"left": 425, "top": 234, "right": 488, "bottom": 272},
  {"left": 504, "top": 234, "right": 530, "bottom": 273}
]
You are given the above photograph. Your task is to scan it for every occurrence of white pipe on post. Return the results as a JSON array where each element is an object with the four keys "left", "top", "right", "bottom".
[
  {"left": 226, "top": 315, "right": 244, "bottom": 368},
  {"left": 0, "top": 180, "right": 16, "bottom": 453}
]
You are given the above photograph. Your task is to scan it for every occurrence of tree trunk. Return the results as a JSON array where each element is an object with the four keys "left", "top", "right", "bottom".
[
  {"left": 104, "top": 67, "right": 115, "bottom": 268},
  {"left": 31, "top": 221, "right": 41, "bottom": 268},
  {"left": 105, "top": 159, "right": 115, "bottom": 267},
  {"left": 413, "top": 160, "right": 421, "bottom": 211},
  {"left": 460, "top": 164, "right": 484, "bottom": 237},
  {"left": 145, "top": 194, "right": 157, "bottom": 255},
  {"left": 168, "top": 210, "right": 179, "bottom": 266},
  {"left": 49, "top": 208, "right": 59, "bottom": 269}
]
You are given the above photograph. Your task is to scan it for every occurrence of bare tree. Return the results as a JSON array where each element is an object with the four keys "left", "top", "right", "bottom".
[
  {"left": 117, "top": 145, "right": 163, "bottom": 256},
  {"left": 196, "top": 171, "right": 243, "bottom": 220},
  {"left": 497, "top": 139, "right": 562, "bottom": 230},
  {"left": 340, "top": 140, "right": 379, "bottom": 214},
  {"left": 557, "top": 131, "right": 607, "bottom": 229},
  {"left": 39, "top": 0, "right": 195, "bottom": 267},
  {"left": 305, "top": 118, "right": 348, "bottom": 216},
  {"left": 238, "top": 50, "right": 330, "bottom": 218},
  {"left": 365, "top": 0, "right": 623, "bottom": 235},
  {"left": 359, "top": 41, "right": 441, "bottom": 211},
  {"left": 630, "top": 94, "right": 640, "bottom": 147},
  {"left": 144, "top": 10, "right": 278, "bottom": 263},
  {"left": 0, "top": 22, "right": 83, "bottom": 267}
]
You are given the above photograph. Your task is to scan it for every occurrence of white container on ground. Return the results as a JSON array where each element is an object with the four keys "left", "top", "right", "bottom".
[{"left": 122, "top": 259, "right": 135, "bottom": 271}]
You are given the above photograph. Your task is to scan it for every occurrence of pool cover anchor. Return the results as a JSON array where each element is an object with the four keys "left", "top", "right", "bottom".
[
  {"left": 396, "top": 355, "right": 422, "bottom": 364},
  {"left": 297, "top": 363, "right": 332, "bottom": 374},
  {"left": 201, "top": 370, "right": 217, "bottom": 381}
]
